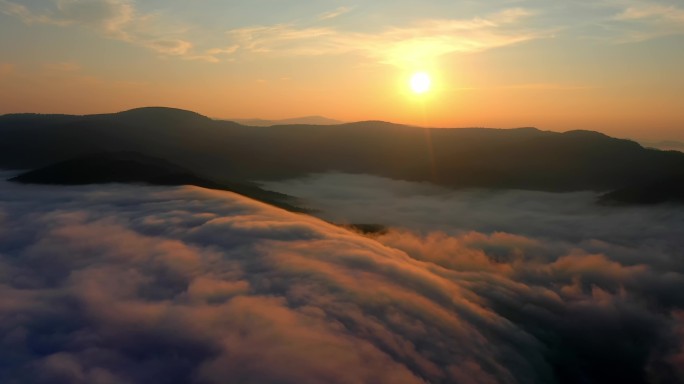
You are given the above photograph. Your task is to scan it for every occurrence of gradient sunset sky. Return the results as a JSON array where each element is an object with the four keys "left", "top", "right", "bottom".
[{"left": 1, "top": 0, "right": 683, "bottom": 140}]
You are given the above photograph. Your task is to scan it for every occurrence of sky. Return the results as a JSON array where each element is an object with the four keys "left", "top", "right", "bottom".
[{"left": 0, "top": 0, "right": 683, "bottom": 140}]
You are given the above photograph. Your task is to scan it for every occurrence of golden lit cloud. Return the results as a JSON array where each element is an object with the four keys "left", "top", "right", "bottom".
[
  {"left": 0, "top": 0, "right": 134, "bottom": 31},
  {"left": 604, "top": 1, "right": 684, "bottom": 42},
  {"left": 228, "top": 8, "right": 544, "bottom": 68},
  {"left": 206, "top": 45, "right": 240, "bottom": 56},
  {"left": 616, "top": 4, "right": 684, "bottom": 22},
  {"left": 146, "top": 39, "right": 193, "bottom": 56},
  {"left": 2, "top": 176, "right": 684, "bottom": 383},
  {"left": 319, "top": 6, "right": 354, "bottom": 21},
  {"left": 0, "top": 0, "right": 220, "bottom": 61}
]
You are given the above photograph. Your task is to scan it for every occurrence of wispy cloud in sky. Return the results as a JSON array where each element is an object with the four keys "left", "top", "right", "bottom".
[
  {"left": 319, "top": 6, "right": 354, "bottom": 21},
  {"left": 615, "top": 3, "right": 684, "bottom": 22},
  {"left": 609, "top": 2, "right": 684, "bottom": 42},
  {"left": 229, "top": 8, "right": 544, "bottom": 68},
  {"left": 0, "top": 0, "right": 134, "bottom": 33},
  {"left": 0, "top": 0, "right": 206, "bottom": 59},
  {"left": 2, "top": 0, "right": 684, "bottom": 66}
]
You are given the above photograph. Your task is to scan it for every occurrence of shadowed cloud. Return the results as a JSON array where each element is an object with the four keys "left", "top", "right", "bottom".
[{"left": 0, "top": 174, "right": 684, "bottom": 382}]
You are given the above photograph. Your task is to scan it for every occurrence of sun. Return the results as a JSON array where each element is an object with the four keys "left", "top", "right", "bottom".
[{"left": 410, "top": 72, "right": 431, "bottom": 94}]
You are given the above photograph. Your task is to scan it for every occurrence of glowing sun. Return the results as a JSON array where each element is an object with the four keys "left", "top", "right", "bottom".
[{"left": 410, "top": 72, "right": 431, "bottom": 94}]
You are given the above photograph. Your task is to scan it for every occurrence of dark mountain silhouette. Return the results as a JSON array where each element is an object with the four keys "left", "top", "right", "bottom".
[
  {"left": 229, "top": 116, "right": 343, "bottom": 126},
  {"left": 9, "top": 151, "right": 304, "bottom": 212},
  {"left": 3, "top": 107, "right": 684, "bottom": 198},
  {"left": 599, "top": 175, "right": 684, "bottom": 205},
  {"left": 639, "top": 140, "right": 684, "bottom": 151}
]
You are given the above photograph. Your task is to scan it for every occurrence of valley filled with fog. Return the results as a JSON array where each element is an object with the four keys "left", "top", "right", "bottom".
[{"left": 2, "top": 173, "right": 684, "bottom": 383}]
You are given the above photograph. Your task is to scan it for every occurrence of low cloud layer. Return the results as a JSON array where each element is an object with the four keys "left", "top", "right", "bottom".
[
  {"left": 263, "top": 173, "right": 684, "bottom": 247},
  {"left": 1, "top": 174, "right": 684, "bottom": 383}
]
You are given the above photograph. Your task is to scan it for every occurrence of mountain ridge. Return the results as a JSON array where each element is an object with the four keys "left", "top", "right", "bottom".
[
  {"left": 2, "top": 106, "right": 683, "bottom": 202},
  {"left": 8, "top": 151, "right": 305, "bottom": 212},
  {"left": 228, "top": 115, "right": 343, "bottom": 126}
]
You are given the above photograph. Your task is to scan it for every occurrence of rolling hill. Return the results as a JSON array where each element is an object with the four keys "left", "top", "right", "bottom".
[
  {"left": 228, "top": 116, "right": 343, "bottom": 126},
  {"left": 3, "top": 107, "right": 684, "bottom": 199}
]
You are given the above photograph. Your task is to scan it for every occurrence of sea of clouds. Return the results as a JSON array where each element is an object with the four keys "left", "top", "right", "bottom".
[{"left": 1, "top": 172, "right": 684, "bottom": 383}]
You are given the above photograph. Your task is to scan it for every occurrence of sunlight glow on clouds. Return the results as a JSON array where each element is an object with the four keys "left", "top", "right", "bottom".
[
  {"left": 611, "top": 2, "right": 684, "bottom": 41},
  {"left": 0, "top": 0, "right": 134, "bottom": 33},
  {"left": 3, "top": 0, "right": 684, "bottom": 65},
  {"left": 1, "top": 176, "right": 684, "bottom": 382},
  {"left": 318, "top": 6, "right": 354, "bottom": 21},
  {"left": 0, "top": 0, "right": 199, "bottom": 58},
  {"left": 616, "top": 3, "right": 684, "bottom": 22},
  {"left": 228, "top": 8, "right": 542, "bottom": 68}
]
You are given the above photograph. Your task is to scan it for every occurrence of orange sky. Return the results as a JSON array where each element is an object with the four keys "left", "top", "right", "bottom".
[{"left": 1, "top": 1, "right": 683, "bottom": 140}]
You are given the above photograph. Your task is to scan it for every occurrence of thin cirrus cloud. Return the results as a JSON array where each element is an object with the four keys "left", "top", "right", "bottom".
[
  {"left": 221, "top": 1, "right": 684, "bottom": 67},
  {"left": 0, "top": 0, "right": 134, "bottom": 35},
  {"left": 567, "top": 0, "right": 684, "bottom": 43},
  {"left": 610, "top": 3, "right": 684, "bottom": 41},
  {"left": 227, "top": 8, "right": 545, "bottom": 68},
  {"left": 0, "top": 0, "right": 544, "bottom": 67},
  {"left": 615, "top": 3, "right": 684, "bottom": 22},
  {"left": 318, "top": 6, "right": 354, "bottom": 21},
  {"left": 0, "top": 0, "right": 210, "bottom": 60},
  {"left": 3, "top": 0, "right": 684, "bottom": 66}
]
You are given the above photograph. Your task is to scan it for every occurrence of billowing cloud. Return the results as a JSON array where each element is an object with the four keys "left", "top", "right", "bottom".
[
  {"left": 0, "top": 180, "right": 529, "bottom": 383},
  {"left": 1, "top": 172, "right": 684, "bottom": 383},
  {"left": 261, "top": 172, "right": 684, "bottom": 247},
  {"left": 263, "top": 172, "right": 684, "bottom": 381}
]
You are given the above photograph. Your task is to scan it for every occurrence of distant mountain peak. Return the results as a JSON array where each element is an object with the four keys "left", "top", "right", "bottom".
[
  {"left": 562, "top": 130, "right": 610, "bottom": 138},
  {"left": 342, "top": 120, "right": 409, "bottom": 128},
  {"left": 113, "top": 107, "right": 211, "bottom": 121},
  {"left": 229, "top": 116, "right": 343, "bottom": 126}
]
